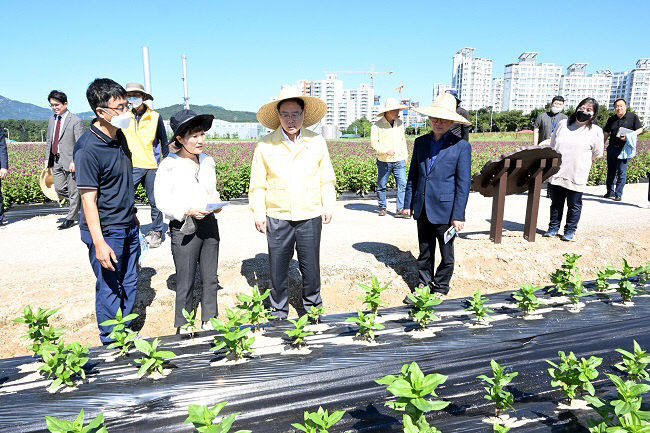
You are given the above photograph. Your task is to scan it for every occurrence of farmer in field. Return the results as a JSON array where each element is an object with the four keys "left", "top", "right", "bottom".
[
  {"left": 122, "top": 82, "right": 168, "bottom": 248},
  {"left": 249, "top": 86, "right": 336, "bottom": 319},
  {"left": 371, "top": 97, "right": 409, "bottom": 218},
  {"left": 45, "top": 90, "right": 85, "bottom": 230},
  {"left": 74, "top": 78, "right": 140, "bottom": 344},
  {"left": 404, "top": 93, "right": 472, "bottom": 301}
]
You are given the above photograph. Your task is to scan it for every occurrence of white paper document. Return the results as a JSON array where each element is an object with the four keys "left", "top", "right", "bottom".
[{"left": 205, "top": 202, "right": 230, "bottom": 212}]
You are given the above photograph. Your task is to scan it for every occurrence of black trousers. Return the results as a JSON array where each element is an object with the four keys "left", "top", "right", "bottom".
[
  {"left": 548, "top": 184, "right": 583, "bottom": 233},
  {"left": 169, "top": 214, "right": 219, "bottom": 328},
  {"left": 0, "top": 178, "right": 4, "bottom": 221},
  {"left": 416, "top": 209, "right": 455, "bottom": 293},
  {"left": 266, "top": 215, "right": 322, "bottom": 318}
]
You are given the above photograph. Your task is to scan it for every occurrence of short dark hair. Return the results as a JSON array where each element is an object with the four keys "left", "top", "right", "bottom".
[
  {"left": 614, "top": 98, "right": 627, "bottom": 106},
  {"left": 277, "top": 98, "right": 304, "bottom": 112},
  {"left": 86, "top": 78, "right": 127, "bottom": 114},
  {"left": 551, "top": 96, "right": 564, "bottom": 104},
  {"left": 569, "top": 97, "right": 599, "bottom": 128},
  {"left": 48, "top": 90, "right": 68, "bottom": 104}
]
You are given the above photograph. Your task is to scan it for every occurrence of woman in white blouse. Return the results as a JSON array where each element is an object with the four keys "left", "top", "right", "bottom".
[
  {"left": 544, "top": 97, "right": 604, "bottom": 242},
  {"left": 154, "top": 110, "right": 221, "bottom": 332}
]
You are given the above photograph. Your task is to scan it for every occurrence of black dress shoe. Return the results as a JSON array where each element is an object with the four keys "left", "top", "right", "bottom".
[
  {"left": 603, "top": 193, "right": 613, "bottom": 199},
  {"left": 614, "top": 196, "right": 622, "bottom": 202},
  {"left": 58, "top": 219, "right": 76, "bottom": 230}
]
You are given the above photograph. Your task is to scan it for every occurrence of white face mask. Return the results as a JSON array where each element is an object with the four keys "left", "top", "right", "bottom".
[
  {"left": 551, "top": 106, "right": 562, "bottom": 114},
  {"left": 104, "top": 111, "right": 131, "bottom": 129},
  {"left": 128, "top": 96, "right": 143, "bottom": 108}
]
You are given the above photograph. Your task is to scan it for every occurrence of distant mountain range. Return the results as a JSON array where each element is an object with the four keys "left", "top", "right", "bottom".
[{"left": 0, "top": 95, "right": 258, "bottom": 123}]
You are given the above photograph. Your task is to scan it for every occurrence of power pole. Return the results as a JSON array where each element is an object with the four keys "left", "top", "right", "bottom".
[
  {"left": 142, "top": 46, "right": 152, "bottom": 108},
  {"left": 181, "top": 54, "right": 190, "bottom": 110}
]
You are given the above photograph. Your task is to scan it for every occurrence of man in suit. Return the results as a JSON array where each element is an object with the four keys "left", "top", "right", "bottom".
[
  {"left": 0, "top": 127, "right": 7, "bottom": 226},
  {"left": 404, "top": 93, "right": 472, "bottom": 299},
  {"left": 46, "top": 90, "right": 85, "bottom": 229}
]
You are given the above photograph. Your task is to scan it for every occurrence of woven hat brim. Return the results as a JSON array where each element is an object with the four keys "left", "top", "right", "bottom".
[
  {"left": 125, "top": 84, "right": 154, "bottom": 101},
  {"left": 169, "top": 114, "right": 214, "bottom": 145},
  {"left": 257, "top": 96, "right": 328, "bottom": 130},
  {"left": 412, "top": 106, "right": 471, "bottom": 125},
  {"left": 376, "top": 104, "right": 408, "bottom": 116},
  {"left": 39, "top": 167, "right": 62, "bottom": 201}
]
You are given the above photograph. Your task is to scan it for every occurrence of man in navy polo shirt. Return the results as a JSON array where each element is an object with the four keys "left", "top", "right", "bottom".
[{"left": 74, "top": 78, "right": 140, "bottom": 344}]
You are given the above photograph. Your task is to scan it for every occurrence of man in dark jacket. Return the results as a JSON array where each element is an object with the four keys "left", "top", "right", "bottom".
[
  {"left": 446, "top": 90, "right": 471, "bottom": 141},
  {"left": 0, "top": 127, "right": 7, "bottom": 225},
  {"left": 404, "top": 93, "right": 472, "bottom": 299}
]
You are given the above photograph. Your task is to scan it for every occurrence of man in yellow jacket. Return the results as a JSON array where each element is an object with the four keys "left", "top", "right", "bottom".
[
  {"left": 371, "top": 98, "right": 409, "bottom": 217},
  {"left": 249, "top": 87, "right": 335, "bottom": 319},
  {"left": 122, "top": 82, "right": 169, "bottom": 248}
]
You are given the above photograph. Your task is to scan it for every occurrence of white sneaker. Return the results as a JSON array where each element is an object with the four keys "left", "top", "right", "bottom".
[{"left": 201, "top": 321, "right": 214, "bottom": 331}]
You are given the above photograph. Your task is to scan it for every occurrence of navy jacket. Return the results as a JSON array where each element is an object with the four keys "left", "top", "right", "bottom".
[
  {"left": 0, "top": 128, "right": 7, "bottom": 169},
  {"left": 404, "top": 132, "right": 471, "bottom": 224}
]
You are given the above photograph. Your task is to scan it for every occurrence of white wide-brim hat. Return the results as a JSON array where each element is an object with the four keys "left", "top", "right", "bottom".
[
  {"left": 376, "top": 97, "right": 408, "bottom": 116},
  {"left": 39, "top": 167, "right": 62, "bottom": 201},
  {"left": 413, "top": 93, "right": 471, "bottom": 125},
  {"left": 257, "top": 86, "right": 328, "bottom": 130}
]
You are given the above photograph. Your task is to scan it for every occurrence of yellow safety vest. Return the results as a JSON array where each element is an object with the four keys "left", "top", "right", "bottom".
[{"left": 123, "top": 107, "right": 161, "bottom": 169}]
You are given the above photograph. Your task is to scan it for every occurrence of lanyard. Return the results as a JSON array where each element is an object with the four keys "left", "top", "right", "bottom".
[{"left": 550, "top": 113, "right": 558, "bottom": 133}]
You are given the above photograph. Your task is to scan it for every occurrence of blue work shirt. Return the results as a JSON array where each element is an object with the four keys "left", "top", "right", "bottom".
[
  {"left": 74, "top": 122, "right": 135, "bottom": 231},
  {"left": 427, "top": 131, "right": 450, "bottom": 173}
]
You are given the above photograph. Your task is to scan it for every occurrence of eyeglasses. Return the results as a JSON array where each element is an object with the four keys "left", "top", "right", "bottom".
[
  {"left": 49, "top": 103, "right": 65, "bottom": 108},
  {"left": 278, "top": 111, "right": 304, "bottom": 121},
  {"left": 101, "top": 103, "right": 131, "bottom": 114}
]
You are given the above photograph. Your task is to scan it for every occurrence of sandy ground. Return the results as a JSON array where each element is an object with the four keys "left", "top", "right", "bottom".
[{"left": 1, "top": 183, "right": 649, "bottom": 359}]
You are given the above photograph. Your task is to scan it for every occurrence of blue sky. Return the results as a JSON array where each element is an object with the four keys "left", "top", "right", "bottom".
[{"left": 3, "top": 0, "right": 648, "bottom": 114}]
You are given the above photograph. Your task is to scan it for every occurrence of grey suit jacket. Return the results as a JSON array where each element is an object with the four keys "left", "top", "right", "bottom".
[{"left": 46, "top": 111, "right": 85, "bottom": 168}]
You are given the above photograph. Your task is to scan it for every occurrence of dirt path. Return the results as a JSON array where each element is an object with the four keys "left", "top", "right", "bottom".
[{"left": 1, "top": 183, "right": 648, "bottom": 359}]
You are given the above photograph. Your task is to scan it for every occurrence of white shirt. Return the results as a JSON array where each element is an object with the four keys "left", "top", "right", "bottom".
[
  {"left": 53, "top": 110, "right": 69, "bottom": 140},
  {"left": 154, "top": 153, "right": 221, "bottom": 222},
  {"left": 281, "top": 128, "right": 302, "bottom": 146}
]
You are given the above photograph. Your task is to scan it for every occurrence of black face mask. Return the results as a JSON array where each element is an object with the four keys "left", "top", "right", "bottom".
[{"left": 575, "top": 111, "right": 592, "bottom": 122}]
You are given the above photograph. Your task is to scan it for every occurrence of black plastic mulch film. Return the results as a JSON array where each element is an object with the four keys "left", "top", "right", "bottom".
[{"left": 2, "top": 284, "right": 649, "bottom": 433}]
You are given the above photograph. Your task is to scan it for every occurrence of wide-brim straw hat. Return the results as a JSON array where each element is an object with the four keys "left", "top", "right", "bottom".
[
  {"left": 413, "top": 93, "right": 471, "bottom": 125},
  {"left": 168, "top": 110, "right": 214, "bottom": 146},
  {"left": 376, "top": 97, "right": 408, "bottom": 116},
  {"left": 39, "top": 167, "right": 61, "bottom": 201},
  {"left": 257, "top": 86, "right": 327, "bottom": 130},
  {"left": 125, "top": 82, "right": 154, "bottom": 101}
]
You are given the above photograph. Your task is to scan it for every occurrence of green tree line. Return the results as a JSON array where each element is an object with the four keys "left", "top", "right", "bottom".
[{"left": 0, "top": 120, "right": 92, "bottom": 142}]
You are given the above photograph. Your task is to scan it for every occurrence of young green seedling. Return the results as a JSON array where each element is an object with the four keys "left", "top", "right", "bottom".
[
  {"left": 585, "top": 373, "right": 650, "bottom": 433},
  {"left": 39, "top": 340, "right": 90, "bottom": 391},
  {"left": 358, "top": 276, "right": 390, "bottom": 314},
  {"left": 13, "top": 305, "right": 62, "bottom": 357},
  {"left": 345, "top": 310, "right": 385, "bottom": 342},
  {"left": 614, "top": 258, "right": 644, "bottom": 303},
  {"left": 376, "top": 361, "right": 449, "bottom": 425},
  {"left": 99, "top": 308, "right": 139, "bottom": 355},
  {"left": 210, "top": 308, "right": 255, "bottom": 359},
  {"left": 45, "top": 409, "right": 107, "bottom": 433},
  {"left": 477, "top": 360, "right": 519, "bottom": 416},
  {"left": 511, "top": 282, "right": 543, "bottom": 313},
  {"left": 291, "top": 406, "right": 345, "bottom": 433},
  {"left": 595, "top": 265, "right": 617, "bottom": 292},
  {"left": 306, "top": 306, "right": 325, "bottom": 325},
  {"left": 615, "top": 340, "right": 650, "bottom": 382},
  {"left": 465, "top": 289, "right": 493, "bottom": 322},
  {"left": 179, "top": 308, "right": 199, "bottom": 337},
  {"left": 133, "top": 338, "right": 176, "bottom": 378},
  {"left": 285, "top": 314, "right": 314, "bottom": 347},
  {"left": 184, "top": 401, "right": 251, "bottom": 433},
  {"left": 406, "top": 285, "right": 442, "bottom": 328},
  {"left": 549, "top": 253, "right": 581, "bottom": 294},
  {"left": 546, "top": 351, "right": 601, "bottom": 402},
  {"left": 567, "top": 272, "right": 586, "bottom": 306},
  {"left": 402, "top": 414, "right": 442, "bottom": 433},
  {"left": 236, "top": 285, "right": 271, "bottom": 331},
  {"left": 492, "top": 422, "right": 511, "bottom": 433}
]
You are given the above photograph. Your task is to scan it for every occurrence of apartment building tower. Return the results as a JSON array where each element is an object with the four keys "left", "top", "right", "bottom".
[
  {"left": 502, "top": 52, "right": 562, "bottom": 113},
  {"left": 451, "top": 47, "right": 493, "bottom": 110}
]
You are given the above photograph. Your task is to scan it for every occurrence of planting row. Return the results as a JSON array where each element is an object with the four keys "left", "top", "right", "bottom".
[{"left": 3, "top": 140, "right": 650, "bottom": 207}]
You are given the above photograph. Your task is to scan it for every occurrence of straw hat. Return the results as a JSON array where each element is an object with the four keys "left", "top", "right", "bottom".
[
  {"left": 413, "top": 93, "right": 471, "bottom": 125},
  {"left": 256, "top": 86, "right": 327, "bottom": 130},
  {"left": 376, "top": 97, "right": 408, "bottom": 116},
  {"left": 125, "top": 82, "right": 153, "bottom": 101},
  {"left": 39, "top": 167, "right": 62, "bottom": 201}
]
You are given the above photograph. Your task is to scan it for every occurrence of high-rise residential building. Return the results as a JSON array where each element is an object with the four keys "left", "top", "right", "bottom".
[
  {"left": 490, "top": 77, "right": 504, "bottom": 113},
  {"left": 501, "top": 52, "right": 562, "bottom": 113},
  {"left": 432, "top": 83, "right": 456, "bottom": 102},
  {"left": 451, "top": 47, "right": 493, "bottom": 110},
  {"left": 626, "top": 59, "right": 650, "bottom": 128},
  {"left": 610, "top": 71, "right": 630, "bottom": 108},
  {"left": 399, "top": 99, "right": 427, "bottom": 127},
  {"left": 292, "top": 74, "right": 377, "bottom": 129},
  {"left": 559, "top": 63, "right": 612, "bottom": 109}
]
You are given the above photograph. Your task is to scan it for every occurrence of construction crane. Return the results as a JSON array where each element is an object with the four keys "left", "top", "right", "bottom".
[
  {"left": 394, "top": 81, "right": 404, "bottom": 100},
  {"left": 326, "top": 65, "right": 393, "bottom": 89}
]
